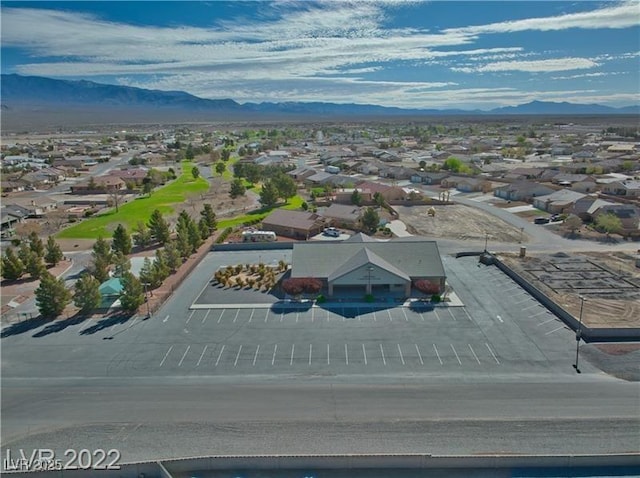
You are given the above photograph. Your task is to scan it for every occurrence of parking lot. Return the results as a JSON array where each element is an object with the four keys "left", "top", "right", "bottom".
[{"left": 1, "top": 254, "right": 590, "bottom": 380}]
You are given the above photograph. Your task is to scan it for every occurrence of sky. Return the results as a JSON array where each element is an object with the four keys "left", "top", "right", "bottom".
[{"left": 1, "top": 1, "right": 639, "bottom": 110}]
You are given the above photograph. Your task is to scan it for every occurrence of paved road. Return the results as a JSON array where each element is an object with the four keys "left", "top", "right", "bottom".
[{"left": 2, "top": 253, "right": 639, "bottom": 464}]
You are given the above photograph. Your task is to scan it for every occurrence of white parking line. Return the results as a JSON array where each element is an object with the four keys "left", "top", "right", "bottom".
[
  {"left": 78, "top": 318, "right": 94, "bottom": 333},
  {"left": 202, "top": 310, "right": 211, "bottom": 324},
  {"left": 468, "top": 344, "right": 481, "bottom": 364},
  {"left": 532, "top": 311, "right": 549, "bottom": 318},
  {"left": 233, "top": 310, "right": 240, "bottom": 323},
  {"left": 415, "top": 344, "right": 424, "bottom": 365},
  {"left": 523, "top": 304, "right": 540, "bottom": 312},
  {"left": 248, "top": 309, "right": 254, "bottom": 323},
  {"left": 253, "top": 345, "right": 260, "bottom": 366},
  {"left": 234, "top": 345, "right": 243, "bottom": 366},
  {"left": 545, "top": 325, "right": 566, "bottom": 335},
  {"left": 290, "top": 344, "right": 295, "bottom": 365},
  {"left": 434, "top": 310, "right": 441, "bottom": 322},
  {"left": 217, "top": 309, "right": 225, "bottom": 324},
  {"left": 362, "top": 344, "right": 368, "bottom": 365},
  {"left": 345, "top": 344, "right": 349, "bottom": 365},
  {"left": 397, "top": 344, "right": 405, "bottom": 365},
  {"left": 387, "top": 310, "right": 393, "bottom": 322},
  {"left": 327, "top": 344, "right": 330, "bottom": 365},
  {"left": 419, "top": 313, "right": 425, "bottom": 322},
  {"left": 264, "top": 309, "right": 269, "bottom": 322},
  {"left": 271, "top": 344, "right": 278, "bottom": 365},
  {"left": 372, "top": 310, "right": 377, "bottom": 321},
  {"left": 196, "top": 345, "right": 208, "bottom": 366},
  {"left": 296, "top": 312, "right": 299, "bottom": 323},
  {"left": 159, "top": 345, "right": 173, "bottom": 367},
  {"left": 537, "top": 318, "right": 556, "bottom": 326},
  {"left": 447, "top": 309, "right": 456, "bottom": 321},
  {"left": 485, "top": 343, "right": 500, "bottom": 364},
  {"left": 433, "top": 344, "right": 442, "bottom": 365},
  {"left": 379, "top": 344, "right": 386, "bottom": 366},
  {"left": 462, "top": 308, "right": 473, "bottom": 322},
  {"left": 178, "top": 345, "right": 191, "bottom": 367},
  {"left": 311, "top": 308, "right": 315, "bottom": 322},
  {"left": 402, "top": 309, "right": 409, "bottom": 322},
  {"left": 163, "top": 315, "right": 170, "bottom": 323},
  {"left": 309, "top": 344, "right": 313, "bottom": 365},
  {"left": 326, "top": 309, "right": 330, "bottom": 321},
  {"left": 215, "top": 345, "right": 225, "bottom": 366},
  {"left": 496, "top": 315, "right": 504, "bottom": 323},
  {"left": 186, "top": 310, "right": 195, "bottom": 324},
  {"left": 450, "top": 344, "right": 462, "bottom": 365}
]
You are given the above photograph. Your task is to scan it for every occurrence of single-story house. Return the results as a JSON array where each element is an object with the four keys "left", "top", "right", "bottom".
[
  {"left": 571, "top": 196, "right": 616, "bottom": 220},
  {"left": 287, "top": 166, "right": 317, "bottom": 181},
  {"left": 321, "top": 203, "right": 363, "bottom": 229},
  {"left": 410, "top": 171, "right": 449, "bottom": 185},
  {"left": 290, "top": 236, "right": 446, "bottom": 297},
  {"left": 441, "top": 176, "right": 490, "bottom": 192},
  {"left": 602, "top": 180, "right": 640, "bottom": 198},
  {"left": 108, "top": 168, "right": 149, "bottom": 185},
  {"left": 494, "top": 182, "right": 556, "bottom": 202},
  {"left": 592, "top": 204, "right": 640, "bottom": 234},
  {"left": 533, "top": 190, "right": 587, "bottom": 213},
  {"left": 261, "top": 209, "right": 327, "bottom": 240},
  {"left": 70, "top": 176, "right": 126, "bottom": 194}
]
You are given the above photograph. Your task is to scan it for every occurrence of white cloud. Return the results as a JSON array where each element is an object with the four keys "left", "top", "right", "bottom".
[
  {"left": 551, "top": 71, "right": 625, "bottom": 80},
  {"left": 454, "top": 58, "right": 599, "bottom": 73},
  {"left": 443, "top": 1, "right": 640, "bottom": 35}
]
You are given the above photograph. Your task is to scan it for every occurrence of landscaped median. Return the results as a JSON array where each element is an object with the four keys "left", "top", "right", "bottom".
[{"left": 56, "top": 161, "right": 208, "bottom": 240}]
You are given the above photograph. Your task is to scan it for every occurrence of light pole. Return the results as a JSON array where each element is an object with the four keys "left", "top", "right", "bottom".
[
  {"left": 484, "top": 233, "right": 489, "bottom": 252},
  {"left": 519, "top": 227, "right": 524, "bottom": 244},
  {"left": 143, "top": 282, "right": 151, "bottom": 319},
  {"left": 573, "top": 295, "right": 586, "bottom": 373}
]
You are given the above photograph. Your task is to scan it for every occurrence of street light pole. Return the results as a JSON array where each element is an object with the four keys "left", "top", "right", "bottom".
[
  {"left": 519, "top": 227, "right": 524, "bottom": 244},
  {"left": 484, "top": 233, "right": 488, "bottom": 252},
  {"left": 573, "top": 295, "right": 586, "bottom": 373},
  {"left": 143, "top": 282, "right": 151, "bottom": 319}
]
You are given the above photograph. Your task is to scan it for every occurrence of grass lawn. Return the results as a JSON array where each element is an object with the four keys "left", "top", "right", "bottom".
[
  {"left": 217, "top": 194, "right": 305, "bottom": 229},
  {"left": 57, "top": 162, "right": 208, "bottom": 239}
]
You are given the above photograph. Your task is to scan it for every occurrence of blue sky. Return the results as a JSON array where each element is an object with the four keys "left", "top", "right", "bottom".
[{"left": 1, "top": 1, "right": 639, "bottom": 110}]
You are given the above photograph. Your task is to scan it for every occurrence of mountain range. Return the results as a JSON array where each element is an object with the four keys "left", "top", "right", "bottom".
[{"left": 1, "top": 74, "right": 638, "bottom": 129}]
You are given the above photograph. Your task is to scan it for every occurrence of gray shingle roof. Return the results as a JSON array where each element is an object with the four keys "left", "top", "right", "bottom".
[
  {"left": 292, "top": 238, "right": 445, "bottom": 280},
  {"left": 327, "top": 247, "right": 411, "bottom": 282}
]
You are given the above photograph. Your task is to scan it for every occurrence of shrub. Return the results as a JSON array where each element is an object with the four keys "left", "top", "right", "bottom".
[
  {"left": 430, "top": 294, "right": 442, "bottom": 303},
  {"left": 364, "top": 294, "right": 374, "bottom": 303},
  {"left": 316, "top": 294, "right": 326, "bottom": 303}
]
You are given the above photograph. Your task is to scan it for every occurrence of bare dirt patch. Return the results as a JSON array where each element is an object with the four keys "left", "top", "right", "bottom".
[
  {"left": 500, "top": 251, "right": 640, "bottom": 329},
  {"left": 395, "top": 204, "right": 525, "bottom": 243}
]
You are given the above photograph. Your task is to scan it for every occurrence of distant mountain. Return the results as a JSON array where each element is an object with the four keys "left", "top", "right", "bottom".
[{"left": 1, "top": 74, "right": 638, "bottom": 126}]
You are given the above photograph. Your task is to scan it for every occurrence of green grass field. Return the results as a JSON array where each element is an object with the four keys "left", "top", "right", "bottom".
[
  {"left": 57, "top": 162, "right": 208, "bottom": 239},
  {"left": 217, "top": 195, "right": 305, "bottom": 229}
]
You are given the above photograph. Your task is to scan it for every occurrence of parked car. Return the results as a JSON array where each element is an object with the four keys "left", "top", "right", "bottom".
[
  {"left": 323, "top": 227, "right": 341, "bottom": 237},
  {"left": 549, "top": 214, "right": 561, "bottom": 222},
  {"left": 534, "top": 217, "right": 550, "bottom": 224}
]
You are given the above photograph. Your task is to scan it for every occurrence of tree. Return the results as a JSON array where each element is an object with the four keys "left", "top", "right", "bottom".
[
  {"left": 142, "top": 181, "right": 154, "bottom": 197},
  {"left": 92, "top": 236, "right": 112, "bottom": 264},
  {"left": 138, "top": 257, "right": 156, "bottom": 288},
  {"left": 215, "top": 161, "right": 226, "bottom": 176},
  {"left": 111, "top": 224, "right": 132, "bottom": 255},
  {"left": 73, "top": 273, "right": 101, "bottom": 314},
  {"left": 595, "top": 213, "right": 623, "bottom": 237},
  {"left": 44, "top": 236, "right": 64, "bottom": 267},
  {"left": 185, "top": 143, "right": 194, "bottom": 160},
  {"left": 350, "top": 189, "right": 363, "bottom": 206},
  {"left": 1, "top": 248, "right": 24, "bottom": 281},
  {"left": 108, "top": 189, "right": 124, "bottom": 213},
  {"left": 175, "top": 214, "right": 192, "bottom": 259},
  {"left": 442, "top": 157, "right": 463, "bottom": 173},
  {"left": 259, "top": 180, "right": 278, "bottom": 208},
  {"left": 112, "top": 251, "right": 131, "bottom": 278},
  {"left": 245, "top": 164, "right": 262, "bottom": 185},
  {"left": 152, "top": 249, "right": 170, "bottom": 285},
  {"left": 229, "top": 178, "right": 246, "bottom": 198},
  {"left": 89, "top": 254, "right": 110, "bottom": 284},
  {"left": 191, "top": 166, "right": 200, "bottom": 179},
  {"left": 564, "top": 215, "right": 582, "bottom": 236},
  {"left": 419, "top": 160, "right": 427, "bottom": 170},
  {"left": 120, "top": 271, "right": 145, "bottom": 313},
  {"left": 162, "top": 240, "right": 182, "bottom": 272},
  {"left": 187, "top": 219, "right": 203, "bottom": 252},
  {"left": 147, "top": 209, "right": 171, "bottom": 245},
  {"left": 28, "top": 231, "right": 44, "bottom": 258},
  {"left": 373, "top": 192, "right": 385, "bottom": 207},
  {"left": 133, "top": 221, "right": 152, "bottom": 248},
  {"left": 272, "top": 174, "right": 297, "bottom": 203},
  {"left": 25, "top": 253, "right": 46, "bottom": 280},
  {"left": 361, "top": 207, "right": 380, "bottom": 234},
  {"left": 35, "top": 271, "right": 71, "bottom": 319},
  {"left": 200, "top": 204, "right": 217, "bottom": 235},
  {"left": 221, "top": 149, "right": 231, "bottom": 162}
]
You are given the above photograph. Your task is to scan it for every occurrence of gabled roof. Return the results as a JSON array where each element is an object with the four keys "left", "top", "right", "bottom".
[
  {"left": 262, "top": 209, "right": 323, "bottom": 231},
  {"left": 99, "top": 277, "right": 123, "bottom": 296},
  {"left": 327, "top": 247, "right": 411, "bottom": 282},
  {"left": 344, "top": 232, "right": 379, "bottom": 243}
]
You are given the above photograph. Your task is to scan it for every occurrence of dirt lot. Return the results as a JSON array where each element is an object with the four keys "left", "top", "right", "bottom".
[
  {"left": 395, "top": 204, "right": 525, "bottom": 243},
  {"left": 501, "top": 251, "right": 640, "bottom": 329}
]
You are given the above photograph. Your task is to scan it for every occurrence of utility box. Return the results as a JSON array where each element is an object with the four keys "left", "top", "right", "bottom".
[{"left": 520, "top": 246, "right": 527, "bottom": 258}]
